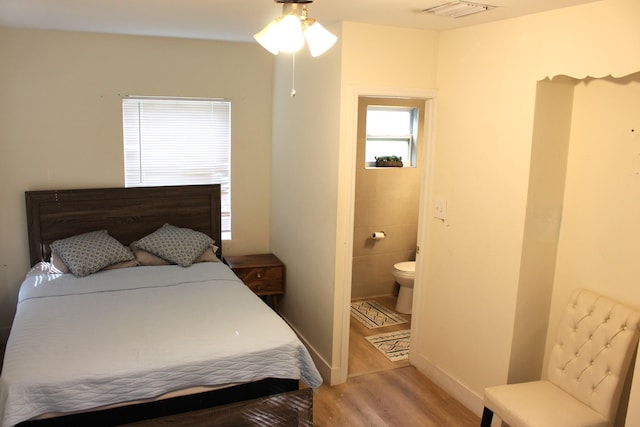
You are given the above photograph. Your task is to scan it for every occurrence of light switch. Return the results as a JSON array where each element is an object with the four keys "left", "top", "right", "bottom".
[{"left": 434, "top": 199, "right": 447, "bottom": 220}]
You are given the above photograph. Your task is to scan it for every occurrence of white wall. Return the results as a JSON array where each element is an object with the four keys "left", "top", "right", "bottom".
[
  {"left": 0, "top": 28, "right": 275, "bottom": 339},
  {"left": 417, "top": 0, "right": 640, "bottom": 416}
]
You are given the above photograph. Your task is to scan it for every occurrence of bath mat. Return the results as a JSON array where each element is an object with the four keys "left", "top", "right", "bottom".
[
  {"left": 365, "top": 330, "right": 410, "bottom": 362},
  {"left": 350, "top": 300, "right": 407, "bottom": 329}
]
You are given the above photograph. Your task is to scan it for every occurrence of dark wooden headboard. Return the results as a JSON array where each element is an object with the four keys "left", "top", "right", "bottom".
[{"left": 25, "top": 185, "right": 222, "bottom": 266}]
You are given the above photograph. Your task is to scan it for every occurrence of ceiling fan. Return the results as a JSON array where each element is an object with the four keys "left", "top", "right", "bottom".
[{"left": 254, "top": 0, "right": 338, "bottom": 57}]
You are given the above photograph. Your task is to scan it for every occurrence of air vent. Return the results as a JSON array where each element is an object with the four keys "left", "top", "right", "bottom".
[{"left": 423, "top": 1, "right": 495, "bottom": 18}]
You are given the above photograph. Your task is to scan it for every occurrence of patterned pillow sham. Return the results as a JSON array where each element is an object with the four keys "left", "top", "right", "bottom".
[
  {"left": 196, "top": 244, "right": 221, "bottom": 263},
  {"left": 131, "top": 243, "right": 220, "bottom": 266},
  {"left": 50, "top": 230, "right": 136, "bottom": 277},
  {"left": 50, "top": 250, "right": 70, "bottom": 273},
  {"left": 49, "top": 251, "right": 138, "bottom": 273},
  {"left": 102, "top": 259, "right": 139, "bottom": 271},
  {"left": 135, "top": 224, "right": 215, "bottom": 267},
  {"left": 130, "top": 242, "right": 171, "bottom": 266}
]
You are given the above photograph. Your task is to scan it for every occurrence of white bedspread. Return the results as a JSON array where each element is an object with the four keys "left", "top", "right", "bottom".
[{"left": 0, "top": 263, "right": 322, "bottom": 427}]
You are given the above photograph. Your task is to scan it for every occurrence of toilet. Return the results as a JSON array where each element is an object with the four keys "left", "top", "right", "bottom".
[{"left": 392, "top": 261, "right": 415, "bottom": 314}]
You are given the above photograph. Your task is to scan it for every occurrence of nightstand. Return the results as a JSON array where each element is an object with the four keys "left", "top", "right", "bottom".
[{"left": 223, "top": 253, "right": 285, "bottom": 311}]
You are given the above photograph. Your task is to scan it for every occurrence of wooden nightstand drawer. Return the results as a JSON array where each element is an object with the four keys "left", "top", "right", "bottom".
[
  {"left": 233, "top": 267, "right": 283, "bottom": 295},
  {"left": 223, "top": 254, "right": 285, "bottom": 311}
]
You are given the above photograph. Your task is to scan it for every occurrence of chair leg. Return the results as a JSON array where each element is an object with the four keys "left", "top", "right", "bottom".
[{"left": 480, "top": 407, "right": 493, "bottom": 427}]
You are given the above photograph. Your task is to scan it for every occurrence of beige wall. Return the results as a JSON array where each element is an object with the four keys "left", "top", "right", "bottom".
[
  {"left": 334, "top": 23, "right": 439, "bottom": 381},
  {"left": 269, "top": 23, "right": 343, "bottom": 381},
  {"left": 270, "top": 22, "right": 439, "bottom": 381},
  {"left": 351, "top": 97, "right": 423, "bottom": 299},
  {"left": 0, "top": 28, "right": 275, "bottom": 339},
  {"left": 547, "top": 72, "right": 640, "bottom": 360},
  {"left": 416, "top": 0, "right": 640, "bottom": 418},
  {"left": 508, "top": 77, "right": 574, "bottom": 384},
  {"left": 548, "top": 73, "right": 640, "bottom": 425}
]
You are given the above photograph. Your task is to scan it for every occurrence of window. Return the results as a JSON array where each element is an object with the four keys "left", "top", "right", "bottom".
[
  {"left": 122, "top": 97, "right": 232, "bottom": 239},
  {"left": 365, "top": 105, "right": 419, "bottom": 167}
]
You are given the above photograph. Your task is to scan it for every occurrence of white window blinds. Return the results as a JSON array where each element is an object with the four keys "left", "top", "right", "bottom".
[{"left": 122, "top": 97, "right": 231, "bottom": 237}]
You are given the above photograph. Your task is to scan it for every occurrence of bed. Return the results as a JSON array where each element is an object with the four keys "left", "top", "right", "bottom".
[{"left": 0, "top": 185, "right": 322, "bottom": 427}]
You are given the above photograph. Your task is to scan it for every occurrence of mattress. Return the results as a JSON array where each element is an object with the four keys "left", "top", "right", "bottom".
[{"left": 0, "top": 263, "right": 322, "bottom": 427}]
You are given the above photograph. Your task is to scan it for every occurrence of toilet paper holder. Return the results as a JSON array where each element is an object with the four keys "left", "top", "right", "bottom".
[{"left": 371, "top": 231, "right": 386, "bottom": 240}]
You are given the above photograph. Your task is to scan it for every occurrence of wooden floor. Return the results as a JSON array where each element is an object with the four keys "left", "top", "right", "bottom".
[
  {"left": 313, "top": 366, "right": 479, "bottom": 426},
  {"left": 313, "top": 295, "right": 480, "bottom": 426},
  {"left": 349, "top": 295, "right": 412, "bottom": 377}
]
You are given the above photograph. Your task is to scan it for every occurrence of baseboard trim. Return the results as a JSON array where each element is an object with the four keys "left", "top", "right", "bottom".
[
  {"left": 412, "top": 353, "right": 487, "bottom": 420},
  {"left": 278, "top": 313, "right": 333, "bottom": 386}
]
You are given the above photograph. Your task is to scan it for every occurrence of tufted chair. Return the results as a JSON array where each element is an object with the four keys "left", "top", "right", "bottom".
[{"left": 481, "top": 288, "right": 640, "bottom": 427}]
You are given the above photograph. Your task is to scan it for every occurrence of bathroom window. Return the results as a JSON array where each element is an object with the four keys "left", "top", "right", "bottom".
[{"left": 365, "top": 105, "right": 419, "bottom": 168}]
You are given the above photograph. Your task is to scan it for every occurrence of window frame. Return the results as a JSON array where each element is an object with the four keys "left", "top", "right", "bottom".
[{"left": 364, "top": 105, "right": 419, "bottom": 168}]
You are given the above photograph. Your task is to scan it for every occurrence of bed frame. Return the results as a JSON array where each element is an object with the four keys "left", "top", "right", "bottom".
[{"left": 20, "top": 185, "right": 307, "bottom": 426}]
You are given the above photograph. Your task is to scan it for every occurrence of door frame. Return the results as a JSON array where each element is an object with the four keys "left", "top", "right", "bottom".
[{"left": 335, "top": 86, "right": 438, "bottom": 384}]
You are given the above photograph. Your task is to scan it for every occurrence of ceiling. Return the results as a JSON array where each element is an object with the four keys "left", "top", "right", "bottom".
[{"left": 0, "top": 0, "right": 600, "bottom": 43}]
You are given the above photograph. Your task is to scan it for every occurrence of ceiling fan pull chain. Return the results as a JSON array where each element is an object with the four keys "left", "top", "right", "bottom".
[{"left": 291, "top": 52, "right": 296, "bottom": 97}]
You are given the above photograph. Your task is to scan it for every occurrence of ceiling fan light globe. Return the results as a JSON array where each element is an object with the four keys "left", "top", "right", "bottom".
[
  {"left": 304, "top": 21, "right": 337, "bottom": 57},
  {"left": 277, "top": 14, "right": 305, "bottom": 53},
  {"left": 253, "top": 20, "right": 281, "bottom": 55}
]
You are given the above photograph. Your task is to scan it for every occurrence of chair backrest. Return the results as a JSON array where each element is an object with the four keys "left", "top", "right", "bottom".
[{"left": 547, "top": 288, "right": 640, "bottom": 423}]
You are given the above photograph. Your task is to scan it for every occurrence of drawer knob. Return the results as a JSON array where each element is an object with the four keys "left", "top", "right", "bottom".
[{"left": 257, "top": 273, "right": 262, "bottom": 278}]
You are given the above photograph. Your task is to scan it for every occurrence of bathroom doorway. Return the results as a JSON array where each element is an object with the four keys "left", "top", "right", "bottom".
[{"left": 348, "top": 95, "right": 430, "bottom": 378}]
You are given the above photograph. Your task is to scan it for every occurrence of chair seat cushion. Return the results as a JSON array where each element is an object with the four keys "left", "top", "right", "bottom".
[{"left": 484, "top": 381, "right": 607, "bottom": 427}]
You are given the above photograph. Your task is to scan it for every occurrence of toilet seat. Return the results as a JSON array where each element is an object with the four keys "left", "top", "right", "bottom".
[{"left": 393, "top": 261, "right": 415, "bottom": 274}]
